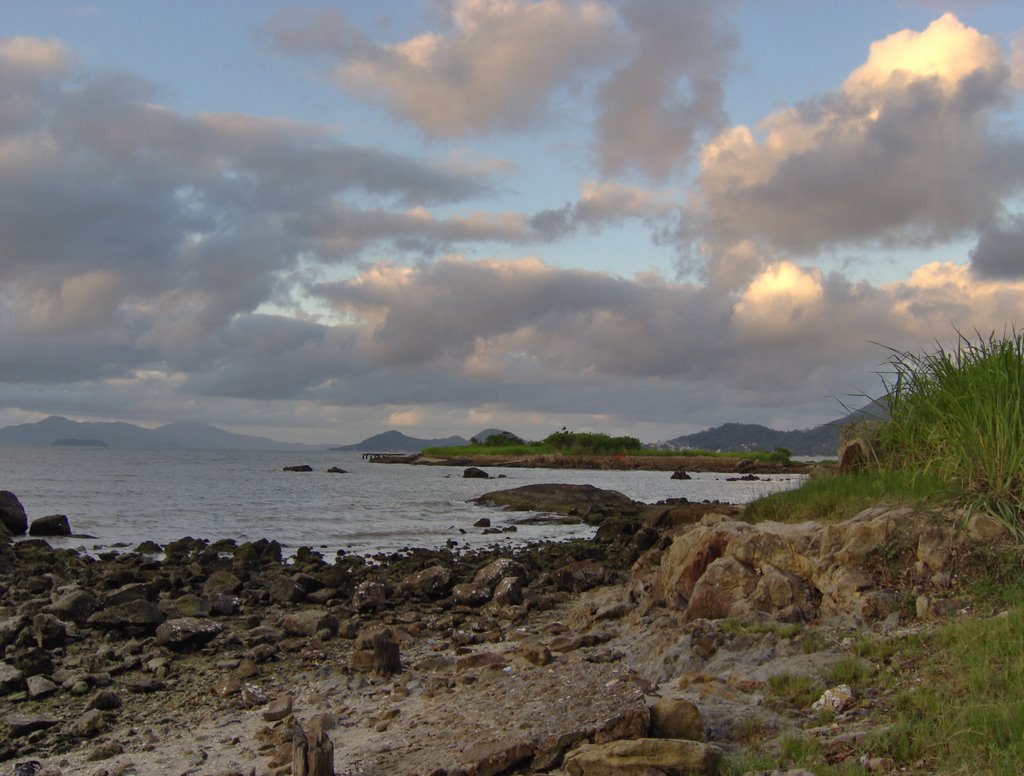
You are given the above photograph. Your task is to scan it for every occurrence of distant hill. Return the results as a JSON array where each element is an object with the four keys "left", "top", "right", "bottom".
[
  {"left": 329, "top": 429, "right": 469, "bottom": 453},
  {"left": 661, "top": 399, "right": 888, "bottom": 457},
  {"left": 0, "top": 416, "right": 310, "bottom": 451}
]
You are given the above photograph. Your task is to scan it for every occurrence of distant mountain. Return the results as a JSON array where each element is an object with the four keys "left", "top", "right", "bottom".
[
  {"left": 329, "top": 429, "right": 469, "bottom": 452},
  {"left": 661, "top": 399, "right": 888, "bottom": 457},
  {"left": 0, "top": 416, "right": 310, "bottom": 451}
]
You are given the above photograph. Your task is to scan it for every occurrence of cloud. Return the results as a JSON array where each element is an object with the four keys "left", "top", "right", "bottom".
[
  {"left": 282, "top": 0, "right": 617, "bottom": 137},
  {"left": 687, "top": 13, "right": 1024, "bottom": 285},
  {"left": 969, "top": 214, "right": 1024, "bottom": 279},
  {"left": 593, "top": 0, "right": 735, "bottom": 179}
]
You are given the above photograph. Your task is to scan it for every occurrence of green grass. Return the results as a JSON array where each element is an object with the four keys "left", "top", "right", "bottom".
[
  {"left": 743, "top": 468, "right": 945, "bottom": 523},
  {"left": 877, "top": 329, "right": 1024, "bottom": 539},
  {"left": 863, "top": 606, "right": 1024, "bottom": 774}
]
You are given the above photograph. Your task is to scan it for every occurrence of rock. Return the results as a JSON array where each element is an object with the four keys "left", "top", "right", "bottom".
[
  {"left": 87, "top": 689, "right": 122, "bottom": 710},
  {"left": 280, "top": 609, "right": 339, "bottom": 638},
  {"left": 649, "top": 697, "right": 705, "bottom": 741},
  {"left": 515, "top": 643, "right": 552, "bottom": 667},
  {"left": 464, "top": 467, "right": 490, "bottom": 478},
  {"left": 72, "top": 708, "right": 107, "bottom": 738},
  {"left": 563, "top": 738, "right": 722, "bottom": 776},
  {"left": 86, "top": 741, "right": 123, "bottom": 761},
  {"left": 203, "top": 569, "right": 243, "bottom": 597},
  {"left": 0, "top": 615, "right": 28, "bottom": 649},
  {"left": 917, "top": 525, "right": 954, "bottom": 572},
  {"left": 452, "top": 582, "right": 492, "bottom": 607},
  {"left": 457, "top": 740, "right": 533, "bottom": 775},
  {"left": 155, "top": 617, "right": 224, "bottom": 651},
  {"left": 283, "top": 465, "right": 314, "bottom": 472},
  {"left": 0, "top": 491, "right": 28, "bottom": 535},
  {"left": 263, "top": 694, "right": 294, "bottom": 722},
  {"left": 811, "top": 684, "right": 854, "bottom": 712},
  {"left": 398, "top": 565, "right": 454, "bottom": 600},
  {"left": 550, "top": 560, "right": 610, "bottom": 592},
  {"left": 327, "top": 466, "right": 347, "bottom": 473},
  {"left": 31, "top": 613, "right": 67, "bottom": 648},
  {"left": 492, "top": 576, "right": 524, "bottom": 606},
  {"left": 473, "top": 484, "right": 636, "bottom": 517},
  {"left": 43, "top": 588, "right": 98, "bottom": 623},
  {"left": 671, "top": 470, "right": 692, "bottom": 480},
  {"left": 0, "top": 662, "right": 26, "bottom": 695},
  {"left": 25, "top": 675, "right": 58, "bottom": 699},
  {"left": 473, "top": 517, "right": 492, "bottom": 527},
  {"left": 101, "top": 582, "right": 148, "bottom": 607},
  {"left": 5, "top": 714, "right": 59, "bottom": 738},
  {"left": 838, "top": 420, "right": 883, "bottom": 470},
  {"left": 268, "top": 574, "right": 306, "bottom": 604},
  {"left": 158, "top": 593, "right": 210, "bottom": 618},
  {"left": 352, "top": 580, "right": 387, "bottom": 612},
  {"left": 87, "top": 600, "right": 165, "bottom": 634},
  {"left": 474, "top": 558, "right": 529, "bottom": 590},
  {"left": 966, "top": 513, "right": 1011, "bottom": 542},
  {"left": 28, "top": 514, "right": 71, "bottom": 537}
]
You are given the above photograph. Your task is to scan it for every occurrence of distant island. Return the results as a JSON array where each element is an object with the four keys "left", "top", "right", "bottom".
[
  {"left": 52, "top": 438, "right": 109, "bottom": 447},
  {"left": 329, "top": 429, "right": 470, "bottom": 453}
]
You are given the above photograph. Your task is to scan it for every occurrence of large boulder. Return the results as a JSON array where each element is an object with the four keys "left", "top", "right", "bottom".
[
  {"left": 644, "top": 507, "right": 929, "bottom": 623},
  {"left": 472, "top": 484, "right": 637, "bottom": 519},
  {"left": 87, "top": 599, "right": 165, "bottom": 635},
  {"left": 398, "top": 565, "right": 454, "bottom": 600},
  {"left": 0, "top": 491, "right": 28, "bottom": 536},
  {"left": 28, "top": 514, "right": 71, "bottom": 537},
  {"left": 155, "top": 618, "right": 223, "bottom": 651}
]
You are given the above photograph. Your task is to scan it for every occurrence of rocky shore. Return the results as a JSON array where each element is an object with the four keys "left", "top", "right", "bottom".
[{"left": 0, "top": 485, "right": 1012, "bottom": 775}]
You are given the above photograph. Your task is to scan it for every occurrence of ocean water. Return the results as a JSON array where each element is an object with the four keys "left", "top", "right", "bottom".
[{"left": 0, "top": 447, "right": 805, "bottom": 557}]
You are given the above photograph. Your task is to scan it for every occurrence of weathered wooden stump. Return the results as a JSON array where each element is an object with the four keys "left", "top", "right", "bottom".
[
  {"left": 292, "top": 721, "right": 334, "bottom": 776},
  {"left": 372, "top": 633, "right": 402, "bottom": 676}
]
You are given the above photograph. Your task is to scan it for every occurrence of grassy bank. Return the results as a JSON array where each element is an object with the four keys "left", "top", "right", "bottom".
[{"left": 729, "top": 330, "right": 1024, "bottom": 773}]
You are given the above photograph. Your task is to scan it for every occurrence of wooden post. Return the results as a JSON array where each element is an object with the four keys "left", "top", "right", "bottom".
[
  {"left": 372, "top": 633, "right": 402, "bottom": 676},
  {"left": 291, "top": 723, "right": 309, "bottom": 776},
  {"left": 308, "top": 726, "right": 335, "bottom": 776}
]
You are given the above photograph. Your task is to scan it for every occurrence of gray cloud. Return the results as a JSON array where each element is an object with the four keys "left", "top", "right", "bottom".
[
  {"left": 593, "top": 0, "right": 735, "bottom": 179},
  {"left": 970, "top": 214, "right": 1024, "bottom": 279}
]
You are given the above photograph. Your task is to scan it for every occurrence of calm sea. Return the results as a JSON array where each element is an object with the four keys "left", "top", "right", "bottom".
[{"left": 0, "top": 447, "right": 805, "bottom": 557}]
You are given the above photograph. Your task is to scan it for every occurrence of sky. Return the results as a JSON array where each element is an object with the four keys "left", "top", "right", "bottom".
[{"left": 2, "top": 1, "right": 1024, "bottom": 445}]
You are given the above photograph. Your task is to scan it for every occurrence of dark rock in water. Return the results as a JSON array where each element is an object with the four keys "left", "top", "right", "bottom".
[
  {"left": 472, "top": 484, "right": 636, "bottom": 522},
  {"left": 0, "top": 491, "right": 28, "bottom": 536},
  {"left": 327, "top": 466, "right": 347, "bottom": 474},
  {"left": 473, "top": 517, "right": 491, "bottom": 528},
  {"left": 28, "top": 514, "right": 71, "bottom": 537},
  {"left": 283, "top": 464, "right": 314, "bottom": 472},
  {"left": 671, "top": 469, "right": 692, "bottom": 480},
  {"left": 726, "top": 474, "right": 760, "bottom": 481},
  {"left": 463, "top": 467, "right": 490, "bottom": 478},
  {"left": 155, "top": 617, "right": 223, "bottom": 651},
  {"left": 134, "top": 540, "right": 162, "bottom": 554}
]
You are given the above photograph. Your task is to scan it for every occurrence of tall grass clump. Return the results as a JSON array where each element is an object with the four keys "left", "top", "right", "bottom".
[{"left": 877, "top": 329, "right": 1024, "bottom": 538}]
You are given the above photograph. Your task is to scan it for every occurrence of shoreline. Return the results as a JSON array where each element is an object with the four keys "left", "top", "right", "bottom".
[{"left": 405, "top": 453, "right": 815, "bottom": 474}]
